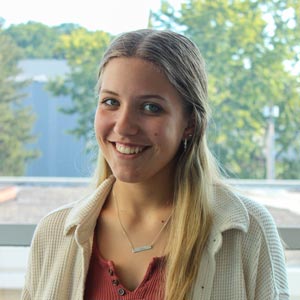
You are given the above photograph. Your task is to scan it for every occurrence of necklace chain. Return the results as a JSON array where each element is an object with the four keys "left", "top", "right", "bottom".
[{"left": 113, "top": 188, "right": 172, "bottom": 253}]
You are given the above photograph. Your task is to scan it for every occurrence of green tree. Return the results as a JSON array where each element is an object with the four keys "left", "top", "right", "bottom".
[
  {"left": 0, "top": 25, "right": 37, "bottom": 175},
  {"left": 4, "top": 21, "right": 83, "bottom": 59},
  {"left": 153, "top": 0, "right": 300, "bottom": 179},
  {"left": 47, "top": 28, "right": 112, "bottom": 150}
]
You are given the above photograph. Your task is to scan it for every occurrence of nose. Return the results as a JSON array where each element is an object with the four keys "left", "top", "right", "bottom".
[{"left": 114, "top": 106, "right": 139, "bottom": 136}]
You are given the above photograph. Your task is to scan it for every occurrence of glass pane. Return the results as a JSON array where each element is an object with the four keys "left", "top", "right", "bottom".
[{"left": 1, "top": 1, "right": 299, "bottom": 299}]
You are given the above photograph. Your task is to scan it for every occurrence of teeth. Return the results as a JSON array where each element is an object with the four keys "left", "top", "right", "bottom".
[{"left": 116, "top": 143, "right": 144, "bottom": 154}]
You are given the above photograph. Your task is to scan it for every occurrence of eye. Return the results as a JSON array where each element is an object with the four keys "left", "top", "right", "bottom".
[
  {"left": 143, "top": 103, "right": 162, "bottom": 114},
  {"left": 101, "top": 98, "right": 119, "bottom": 107}
]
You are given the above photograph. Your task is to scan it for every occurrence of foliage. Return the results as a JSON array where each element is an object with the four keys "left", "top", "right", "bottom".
[
  {"left": 3, "top": 2, "right": 299, "bottom": 178},
  {"left": 0, "top": 26, "right": 37, "bottom": 175},
  {"left": 153, "top": 0, "right": 300, "bottom": 179},
  {"left": 46, "top": 28, "right": 112, "bottom": 150},
  {"left": 4, "top": 21, "right": 83, "bottom": 58}
]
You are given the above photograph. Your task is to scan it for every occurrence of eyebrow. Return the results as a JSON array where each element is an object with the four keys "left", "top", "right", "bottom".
[
  {"left": 100, "top": 89, "right": 119, "bottom": 96},
  {"left": 100, "top": 89, "right": 166, "bottom": 101}
]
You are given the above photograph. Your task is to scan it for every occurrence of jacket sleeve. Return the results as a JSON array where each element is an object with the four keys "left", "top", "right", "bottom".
[
  {"left": 20, "top": 223, "right": 40, "bottom": 300},
  {"left": 20, "top": 217, "right": 48, "bottom": 300},
  {"left": 242, "top": 198, "right": 290, "bottom": 300},
  {"left": 21, "top": 287, "right": 31, "bottom": 300}
]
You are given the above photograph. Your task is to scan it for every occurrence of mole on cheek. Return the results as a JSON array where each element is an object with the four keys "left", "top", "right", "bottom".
[{"left": 154, "top": 133, "right": 158, "bottom": 136}]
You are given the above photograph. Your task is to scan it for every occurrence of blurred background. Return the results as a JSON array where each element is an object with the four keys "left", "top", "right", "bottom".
[{"left": 0, "top": 0, "right": 299, "bottom": 299}]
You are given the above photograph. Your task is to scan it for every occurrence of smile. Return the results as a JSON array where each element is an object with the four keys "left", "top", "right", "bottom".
[{"left": 115, "top": 143, "right": 146, "bottom": 155}]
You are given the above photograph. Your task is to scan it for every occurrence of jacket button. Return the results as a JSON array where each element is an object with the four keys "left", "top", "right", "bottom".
[
  {"left": 108, "top": 268, "right": 114, "bottom": 276},
  {"left": 112, "top": 279, "right": 119, "bottom": 286},
  {"left": 118, "top": 288, "right": 126, "bottom": 296}
]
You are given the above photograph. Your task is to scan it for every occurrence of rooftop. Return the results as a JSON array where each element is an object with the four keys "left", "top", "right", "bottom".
[
  {"left": 0, "top": 182, "right": 299, "bottom": 226},
  {"left": 16, "top": 59, "right": 69, "bottom": 82}
]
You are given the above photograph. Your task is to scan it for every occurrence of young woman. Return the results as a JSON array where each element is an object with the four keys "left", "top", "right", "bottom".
[{"left": 22, "top": 29, "right": 289, "bottom": 300}]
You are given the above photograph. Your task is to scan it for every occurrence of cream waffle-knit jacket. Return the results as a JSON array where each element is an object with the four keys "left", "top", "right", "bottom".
[{"left": 21, "top": 176, "right": 289, "bottom": 300}]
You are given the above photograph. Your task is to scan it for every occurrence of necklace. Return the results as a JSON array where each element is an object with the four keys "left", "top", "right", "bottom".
[{"left": 113, "top": 189, "right": 172, "bottom": 253}]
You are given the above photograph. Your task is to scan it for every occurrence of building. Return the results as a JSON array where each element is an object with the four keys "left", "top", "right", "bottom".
[{"left": 18, "top": 59, "right": 92, "bottom": 177}]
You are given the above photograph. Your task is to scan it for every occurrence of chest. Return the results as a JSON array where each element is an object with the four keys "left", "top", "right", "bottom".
[
  {"left": 96, "top": 212, "right": 169, "bottom": 290},
  {"left": 84, "top": 239, "right": 165, "bottom": 299},
  {"left": 98, "top": 232, "right": 167, "bottom": 290}
]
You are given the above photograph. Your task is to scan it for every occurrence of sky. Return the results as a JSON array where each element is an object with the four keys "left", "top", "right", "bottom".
[
  {"left": 1, "top": 0, "right": 183, "bottom": 34},
  {"left": 2, "top": 0, "right": 299, "bottom": 74}
]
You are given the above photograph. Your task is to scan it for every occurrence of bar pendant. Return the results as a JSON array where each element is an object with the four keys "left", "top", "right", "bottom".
[{"left": 132, "top": 245, "right": 153, "bottom": 253}]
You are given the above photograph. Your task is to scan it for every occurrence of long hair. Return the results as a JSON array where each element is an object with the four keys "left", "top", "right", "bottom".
[{"left": 93, "top": 29, "right": 221, "bottom": 300}]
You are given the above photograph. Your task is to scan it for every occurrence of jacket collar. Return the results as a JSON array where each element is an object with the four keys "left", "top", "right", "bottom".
[
  {"left": 207, "top": 185, "right": 250, "bottom": 251},
  {"left": 63, "top": 176, "right": 116, "bottom": 244},
  {"left": 63, "top": 178, "right": 249, "bottom": 245},
  {"left": 192, "top": 186, "right": 250, "bottom": 299}
]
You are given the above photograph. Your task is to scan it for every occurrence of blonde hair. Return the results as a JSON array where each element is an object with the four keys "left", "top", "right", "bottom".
[{"left": 93, "top": 29, "right": 221, "bottom": 300}]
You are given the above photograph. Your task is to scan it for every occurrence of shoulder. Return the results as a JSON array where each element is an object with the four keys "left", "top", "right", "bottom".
[
  {"left": 31, "top": 200, "right": 78, "bottom": 248},
  {"left": 214, "top": 186, "right": 289, "bottom": 298},
  {"left": 213, "top": 184, "right": 279, "bottom": 236},
  {"left": 214, "top": 185, "right": 282, "bottom": 251},
  {"left": 237, "top": 192, "right": 284, "bottom": 257},
  {"left": 240, "top": 193, "right": 276, "bottom": 230},
  {"left": 31, "top": 176, "right": 115, "bottom": 245}
]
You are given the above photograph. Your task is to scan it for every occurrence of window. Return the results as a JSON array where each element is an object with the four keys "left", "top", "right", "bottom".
[{"left": 0, "top": 1, "right": 299, "bottom": 299}]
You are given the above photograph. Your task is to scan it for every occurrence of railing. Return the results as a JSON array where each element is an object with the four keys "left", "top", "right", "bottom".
[
  {"left": 1, "top": 176, "right": 300, "bottom": 187},
  {"left": 0, "top": 225, "right": 36, "bottom": 247},
  {"left": 0, "top": 224, "right": 299, "bottom": 249},
  {"left": 0, "top": 177, "right": 299, "bottom": 248},
  {"left": 0, "top": 176, "right": 89, "bottom": 186}
]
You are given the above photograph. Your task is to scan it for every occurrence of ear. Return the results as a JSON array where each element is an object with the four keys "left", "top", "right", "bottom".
[{"left": 183, "top": 114, "right": 195, "bottom": 139}]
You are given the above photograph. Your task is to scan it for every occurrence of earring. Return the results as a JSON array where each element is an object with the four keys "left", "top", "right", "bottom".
[
  {"left": 183, "top": 134, "right": 192, "bottom": 152},
  {"left": 184, "top": 139, "right": 188, "bottom": 152}
]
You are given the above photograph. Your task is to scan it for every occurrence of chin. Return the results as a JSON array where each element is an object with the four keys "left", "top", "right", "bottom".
[{"left": 112, "top": 170, "right": 144, "bottom": 184}]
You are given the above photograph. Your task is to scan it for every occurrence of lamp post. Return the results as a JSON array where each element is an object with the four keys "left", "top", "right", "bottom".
[{"left": 263, "top": 105, "right": 279, "bottom": 179}]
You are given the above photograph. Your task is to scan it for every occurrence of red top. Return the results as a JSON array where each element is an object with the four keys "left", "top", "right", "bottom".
[{"left": 84, "top": 234, "right": 166, "bottom": 300}]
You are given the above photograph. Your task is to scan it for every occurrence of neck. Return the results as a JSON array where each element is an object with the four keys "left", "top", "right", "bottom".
[{"left": 113, "top": 179, "right": 174, "bottom": 215}]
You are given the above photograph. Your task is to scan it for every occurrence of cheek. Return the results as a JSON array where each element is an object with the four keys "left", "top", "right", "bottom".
[
  {"left": 94, "top": 110, "right": 108, "bottom": 141},
  {"left": 153, "top": 119, "right": 182, "bottom": 138},
  {"left": 94, "top": 112, "right": 101, "bottom": 137}
]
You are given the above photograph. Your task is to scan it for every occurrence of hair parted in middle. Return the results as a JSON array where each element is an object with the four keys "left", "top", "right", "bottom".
[{"left": 94, "top": 29, "right": 221, "bottom": 300}]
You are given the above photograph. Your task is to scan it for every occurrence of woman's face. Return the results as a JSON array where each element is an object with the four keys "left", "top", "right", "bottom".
[{"left": 95, "top": 57, "right": 191, "bottom": 184}]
